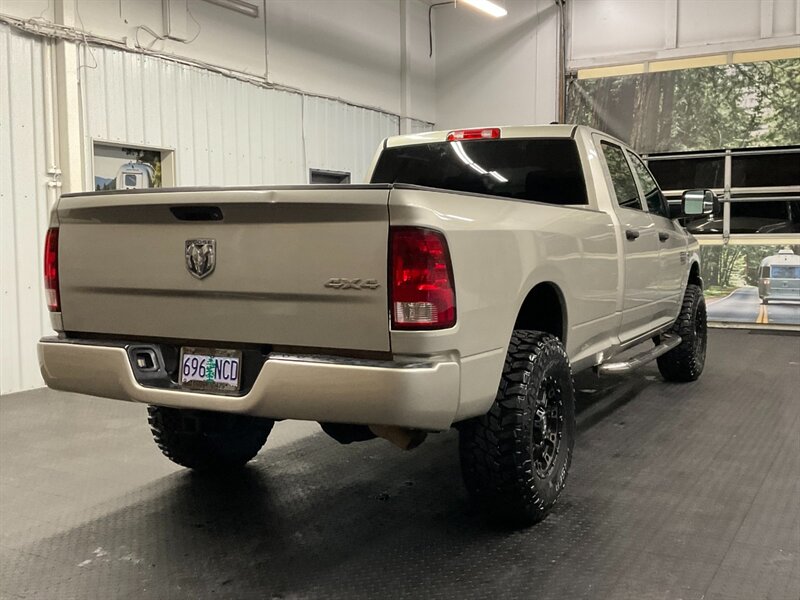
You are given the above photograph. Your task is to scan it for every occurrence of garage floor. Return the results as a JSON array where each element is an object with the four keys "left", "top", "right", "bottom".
[{"left": 1, "top": 329, "right": 798, "bottom": 600}]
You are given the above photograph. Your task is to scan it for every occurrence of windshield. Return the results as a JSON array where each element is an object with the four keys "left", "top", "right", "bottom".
[
  {"left": 770, "top": 265, "right": 800, "bottom": 279},
  {"left": 371, "top": 139, "right": 588, "bottom": 205}
]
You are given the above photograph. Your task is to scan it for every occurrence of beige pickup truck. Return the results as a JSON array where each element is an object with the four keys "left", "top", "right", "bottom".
[{"left": 38, "top": 125, "right": 709, "bottom": 526}]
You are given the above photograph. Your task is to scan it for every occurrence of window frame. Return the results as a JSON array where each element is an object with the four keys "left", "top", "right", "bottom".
[
  {"left": 626, "top": 149, "right": 671, "bottom": 220},
  {"left": 370, "top": 137, "right": 590, "bottom": 207},
  {"left": 598, "top": 139, "right": 646, "bottom": 212},
  {"left": 309, "top": 169, "right": 351, "bottom": 184},
  {"left": 91, "top": 140, "right": 175, "bottom": 191}
]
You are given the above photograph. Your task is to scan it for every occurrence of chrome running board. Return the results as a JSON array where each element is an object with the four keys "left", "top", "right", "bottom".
[{"left": 596, "top": 334, "right": 682, "bottom": 376}]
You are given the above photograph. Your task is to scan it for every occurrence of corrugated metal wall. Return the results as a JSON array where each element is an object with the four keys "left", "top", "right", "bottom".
[
  {"left": 81, "top": 45, "right": 400, "bottom": 186},
  {"left": 303, "top": 95, "right": 399, "bottom": 183},
  {"left": 407, "top": 118, "right": 434, "bottom": 135},
  {"left": 0, "top": 25, "right": 53, "bottom": 394}
]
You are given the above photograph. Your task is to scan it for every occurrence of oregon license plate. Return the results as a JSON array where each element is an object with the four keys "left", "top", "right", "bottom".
[{"left": 179, "top": 347, "right": 242, "bottom": 393}]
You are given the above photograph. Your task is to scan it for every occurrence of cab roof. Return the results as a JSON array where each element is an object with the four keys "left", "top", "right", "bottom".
[{"left": 385, "top": 124, "right": 580, "bottom": 148}]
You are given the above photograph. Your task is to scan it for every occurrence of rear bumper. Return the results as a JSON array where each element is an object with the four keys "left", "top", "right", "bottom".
[
  {"left": 761, "top": 292, "right": 800, "bottom": 301},
  {"left": 38, "top": 337, "right": 461, "bottom": 430}
]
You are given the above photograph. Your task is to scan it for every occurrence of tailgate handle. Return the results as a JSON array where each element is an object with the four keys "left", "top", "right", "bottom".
[{"left": 170, "top": 206, "right": 223, "bottom": 221}]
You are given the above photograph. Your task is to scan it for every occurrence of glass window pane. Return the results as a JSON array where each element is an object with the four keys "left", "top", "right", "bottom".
[
  {"left": 731, "top": 153, "right": 800, "bottom": 187},
  {"left": 770, "top": 265, "right": 800, "bottom": 278},
  {"left": 729, "top": 200, "right": 800, "bottom": 234},
  {"left": 629, "top": 152, "right": 669, "bottom": 218},
  {"left": 647, "top": 156, "right": 725, "bottom": 190},
  {"left": 93, "top": 144, "right": 166, "bottom": 191},
  {"left": 702, "top": 245, "right": 800, "bottom": 325},
  {"left": 601, "top": 142, "right": 642, "bottom": 210},
  {"left": 371, "top": 139, "right": 588, "bottom": 205}
]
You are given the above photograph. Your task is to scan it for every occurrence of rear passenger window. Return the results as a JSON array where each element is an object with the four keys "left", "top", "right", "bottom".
[
  {"left": 628, "top": 152, "right": 669, "bottom": 218},
  {"left": 601, "top": 142, "right": 642, "bottom": 210}
]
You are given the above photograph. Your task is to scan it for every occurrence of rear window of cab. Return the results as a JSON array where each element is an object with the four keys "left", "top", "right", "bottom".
[{"left": 371, "top": 138, "right": 589, "bottom": 206}]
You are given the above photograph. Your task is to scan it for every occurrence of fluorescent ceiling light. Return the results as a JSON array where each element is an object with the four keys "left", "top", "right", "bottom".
[
  {"left": 460, "top": 0, "right": 508, "bottom": 18},
  {"left": 201, "top": 0, "right": 259, "bottom": 18}
]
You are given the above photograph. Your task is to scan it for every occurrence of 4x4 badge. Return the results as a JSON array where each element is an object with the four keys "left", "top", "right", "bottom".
[
  {"left": 185, "top": 239, "right": 216, "bottom": 279},
  {"left": 325, "top": 278, "right": 380, "bottom": 290}
]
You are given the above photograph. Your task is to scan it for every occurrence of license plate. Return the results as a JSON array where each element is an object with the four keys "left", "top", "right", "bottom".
[{"left": 179, "top": 347, "right": 242, "bottom": 393}]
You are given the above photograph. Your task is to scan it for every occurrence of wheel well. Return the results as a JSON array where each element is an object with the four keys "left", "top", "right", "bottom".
[
  {"left": 689, "top": 262, "right": 702, "bottom": 289},
  {"left": 514, "top": 282, "right": 566, "bottom": 343}
]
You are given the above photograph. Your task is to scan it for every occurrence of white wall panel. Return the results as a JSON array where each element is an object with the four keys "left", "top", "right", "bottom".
[
  {"left": 266, "top": 0, "right": 403, "bottom": 116},
  {"left": 570, "top": 0, "right": 799, "bottom": 65},
  {"left": 773, "top": 0, "right": 798, "bottom": 37},
  {"left": 0, "top": 0, "right": 436, "bottom": 123},
  {"left": 569, "top": 0, "right": 667, "bottom": 60},
  {"left": 81, "top": 45, "right": 397, "bottom": 188},
  {"left": 303, "top": 95, "right": 398, "bottom": 183},
  {"left": 434, "top": 0, "right": 559, "bottom": 129},
  {"left": 407, "top": 118, "right": 434, "bottom": 135},
  {"left": 677, "top": 0, "right": 762, "bottom": 47},
  {"left": 0, "top": 25, "right": 53, "bottom": 394}
]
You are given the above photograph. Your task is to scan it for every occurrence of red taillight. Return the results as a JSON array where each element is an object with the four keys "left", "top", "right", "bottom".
[
  {"left": 390, "top": 227, "right": 456, "bottom": 330},
  {"left": 446, "top": 128, "right": 500, "bottom": 141},
  {"left": 44, "top": 227, "right": 60, "bottom": 312}
]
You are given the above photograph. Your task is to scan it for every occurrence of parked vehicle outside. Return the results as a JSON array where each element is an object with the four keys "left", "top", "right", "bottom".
[{"left": 758, "top": 249, "right": 800, "bottom": 304}]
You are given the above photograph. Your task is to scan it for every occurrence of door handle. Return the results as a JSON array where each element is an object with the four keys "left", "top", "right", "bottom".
[
  {"left": 625, "top": 229, "right": 640, "bottom": 241},
  {"left": 658, "top": 232, "right": 670, "bottom": 242}
]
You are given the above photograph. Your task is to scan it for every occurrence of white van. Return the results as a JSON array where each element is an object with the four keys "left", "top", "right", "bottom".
[{"left": 758, "top": 249, "right": 800, "bottom": 304}]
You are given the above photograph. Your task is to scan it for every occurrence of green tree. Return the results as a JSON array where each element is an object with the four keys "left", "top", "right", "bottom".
[{"left": 566, "top": 58, "right": 800, "bottom": 153}]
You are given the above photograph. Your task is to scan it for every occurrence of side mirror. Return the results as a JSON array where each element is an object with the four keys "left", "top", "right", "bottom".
[{"left": 681, "top": 189, "right": 717, "bottom": 216}]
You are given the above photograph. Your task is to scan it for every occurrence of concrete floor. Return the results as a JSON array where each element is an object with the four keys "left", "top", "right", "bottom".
[{"left": 1, "top": 329, "right": 798, "bottom": 599}]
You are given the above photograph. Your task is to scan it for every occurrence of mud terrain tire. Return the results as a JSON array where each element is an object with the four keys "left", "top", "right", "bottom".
[{"left": 459, "top": 331, "right": 576, "bottom": 526}]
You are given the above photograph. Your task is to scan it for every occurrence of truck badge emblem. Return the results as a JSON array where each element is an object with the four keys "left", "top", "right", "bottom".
[
  {"left": 325, "top": 278, "right": 380, "bottom": 290},
  {"left": 185, "top": 239, "right": 216, "bottom": 279}
]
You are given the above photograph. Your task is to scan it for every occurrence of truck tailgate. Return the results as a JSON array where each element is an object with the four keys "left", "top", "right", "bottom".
[{"left": 56, "top": 186, "right": 392, "bottom": 352}]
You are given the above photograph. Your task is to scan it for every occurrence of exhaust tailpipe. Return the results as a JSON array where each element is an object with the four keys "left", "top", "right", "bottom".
[{"left": 369, "top": 425, "right": 427, "bottom": 450}]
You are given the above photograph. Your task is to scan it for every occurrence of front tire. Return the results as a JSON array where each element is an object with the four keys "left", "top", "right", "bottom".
[
  {"left": 657, "top": 284, "right": 707, "bottom": 382},
  {"left": 459, "top": 331, "right": 576, "bottom": 527},
  {"left": 147, "top": 406, "right": 273, "bottom": 471}
]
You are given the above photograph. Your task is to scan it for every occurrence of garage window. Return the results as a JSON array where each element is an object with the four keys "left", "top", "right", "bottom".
[
  {"left": 310, "top": 169, "right": 351, "bottom": 184},
  {"left": 93, "top": 142, "right": 175, "bottom": 191}
]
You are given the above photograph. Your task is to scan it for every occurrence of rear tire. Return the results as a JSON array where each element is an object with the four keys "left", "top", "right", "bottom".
[
  {"left": 147, "top": 406, "right": 273, "bottom": 471},
  {"left": 657, "top": 284, "right": 707, "bottom": 382},
  {"left": 459, "top": 331, "right": 576, "bottom": 527}
]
